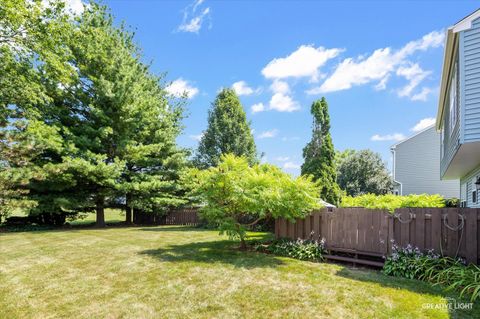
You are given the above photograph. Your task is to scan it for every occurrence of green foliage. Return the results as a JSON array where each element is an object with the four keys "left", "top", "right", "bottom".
[
  {"left": 186, "top": 154, "right": 322, "bottom": 247},
  {"left": 194, "top": 88, "right": 257, "bottom": 168},
  {"left": 428, "top": 263, "right": 480, "bottom": 302},
  {"left": 0, "top": 0, "right": 76, "bottom": 220},
  {"left": 0, "top": 2, "right": 188, "bottom": 225},
  {"left": 444, "top": 198, "right": 460, "bottom": 207},
  {"left": 301, "top": 98, "right": 342, "bottom": 205},
  {"left": 257, "top": 238, "right": 327, "bottom": 261},
  {"left": 337, "top": 149, "right": 393, "bottom": 196},
  {"left": 341, "top": 194, "right": 445, "bottom": 212},
  {"left": 383, "top": 243, "right": 480, "bottom": 302},
  {"left": 383, "top": 244, "right": 443, "bottom": 279}
]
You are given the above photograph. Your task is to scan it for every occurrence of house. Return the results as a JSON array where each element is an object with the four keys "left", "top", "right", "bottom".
[
  {"left": 391, "top": 126, "right": 459, "bottom": 197},
  {"left": 436, "top": 9, "right": 480, "bottom": 208}
]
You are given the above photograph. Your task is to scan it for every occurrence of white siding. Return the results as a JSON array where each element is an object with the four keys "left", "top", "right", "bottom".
[
  {"left": 393, "top": 127, "right": 459, "bottom": 198},
  {"left": 460, "top": 164, "right": 480, "bottom": 208}
]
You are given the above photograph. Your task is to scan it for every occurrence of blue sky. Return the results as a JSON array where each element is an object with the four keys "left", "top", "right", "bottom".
[{"left": 79, "top": 0, "right": 479, "bottom": 174}]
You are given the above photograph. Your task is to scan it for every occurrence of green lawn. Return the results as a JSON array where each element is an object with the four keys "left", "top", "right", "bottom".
[
  {"left": 69, "top": 208, "right": 126, "bottom": 226},
  {"left": 0, "top": 227, "right": 478, "bottom": 318}
]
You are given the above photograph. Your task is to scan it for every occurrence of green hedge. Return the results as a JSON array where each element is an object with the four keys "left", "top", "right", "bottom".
[{"left": 340, "top": 194, "right": 445, "bottom": 212}]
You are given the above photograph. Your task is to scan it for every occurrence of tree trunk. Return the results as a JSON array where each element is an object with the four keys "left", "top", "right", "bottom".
[
  {"left": 125, "top": 193, "right": 132, "bottom": 224},
  {"left": 239, "top": 236, "right": 247, "bottom": 250},
  {"left": 96, "top": 195, "right": 105, "bottom": 227}
]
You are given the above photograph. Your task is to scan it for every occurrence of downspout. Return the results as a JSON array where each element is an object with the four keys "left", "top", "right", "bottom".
[{"left": 391, "top": 146, "right": 402, "bottom": 195}]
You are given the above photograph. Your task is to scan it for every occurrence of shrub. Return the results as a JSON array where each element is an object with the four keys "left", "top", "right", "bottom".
[
  {"left": 341, "top": 194, "right": 445, "bottom": 212},
  {"left": 257, "top": 238, "right": 327, "bottom": 261},
  {"left": 185, "top": 154, "right": 322, "bottom": 249},
  {"left": 383, "top": 243, "right": 442, "bottom": 279},
  {"left": 427, "top": 263, "right": 480, "bottom": 302},
  {"left": 384, "top": 243, "right": 480, "bottom": 302}
]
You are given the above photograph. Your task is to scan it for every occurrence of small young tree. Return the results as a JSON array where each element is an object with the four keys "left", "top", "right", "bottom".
[
  {"left": 337, "top": 149, "right": 393, "bottom": 196},
  {"left": 187, "top": 154, "right": 322, "bottom": 249},
  {"left": 301, "top": 98, "right": 342, "bottom": 205},
  {"left": 194, "top": 89, "right": 257, "bottom": 168}
]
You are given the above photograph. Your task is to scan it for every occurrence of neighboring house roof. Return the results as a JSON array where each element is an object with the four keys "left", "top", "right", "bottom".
[
  {"left": 320, "top": 200, "right": 336, "bottom": 208},
  {"left": 390, "top": 124, "right": 435, "bottom": 150},
  {"left": 436, "top": 9, "right": 480, "bottom": 130}
]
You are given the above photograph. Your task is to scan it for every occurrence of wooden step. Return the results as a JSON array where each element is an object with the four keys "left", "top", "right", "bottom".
[
  {"left": 326, "top": 247, "right": 385, "bottom": 258},
  {"left": 324, "top": 254, "right": 384, "bottom": 268}
]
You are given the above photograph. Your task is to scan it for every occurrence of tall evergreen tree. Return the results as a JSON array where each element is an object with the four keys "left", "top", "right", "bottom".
[
  {"left": 1, "top": 2, "right": 188, "bottom": 226},
  {"left": 301, "top": 98, "right": 342, "bottom": 205},
  {"left": 0, "top": 0, "right": 81, "bottom": 222},
  {"left": 194, "top": 88, "right": 257, "bottom": 168}
]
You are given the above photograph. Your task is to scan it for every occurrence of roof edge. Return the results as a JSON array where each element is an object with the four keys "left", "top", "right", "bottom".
[{"left": 390, "top": 125, "right": 435, "bottom": 149}]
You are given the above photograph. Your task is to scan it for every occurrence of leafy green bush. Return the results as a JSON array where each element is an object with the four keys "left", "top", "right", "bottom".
[
  {"left": 341, "top": 194, "right": 445, "bottom": 212},
  {"left": 427, "top": 262, "right": 480, "bottom": 302},
  {"left": 256, "top": 238, "right": 327, "bottom": 261},
  {"left": 383, "top": 243, "right": 446, "bottom": 279},
  {"left": 185, "top": 154, "right": 322, "bottom": 249},
  {"left": 384, "top": 243, "right": 480, "bottom": 302}
]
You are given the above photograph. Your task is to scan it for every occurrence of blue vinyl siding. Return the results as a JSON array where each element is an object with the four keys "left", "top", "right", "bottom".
[
  {"left": 462, "top": 17, "right": 480, "bottom": 142},
  {"left": 440, "top": 52, "right": 461, "bottom": 177},
  {"left": 460, "top": 164, "right": 480, "bottom": 208}
]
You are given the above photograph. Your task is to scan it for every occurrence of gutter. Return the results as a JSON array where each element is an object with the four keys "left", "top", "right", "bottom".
[{"left": 391, "top": 146, "right": 402, "bottom": 195}]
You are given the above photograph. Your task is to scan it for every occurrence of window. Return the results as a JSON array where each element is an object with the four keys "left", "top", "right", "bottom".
[
  {"left": 448, "top": 62, "right": 459, "bottom": 135},
  {"left": 473, "top": 190, "right": 477, "bottom": 204}
]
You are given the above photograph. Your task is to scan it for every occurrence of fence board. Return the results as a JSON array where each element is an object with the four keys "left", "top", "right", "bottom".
[
  {"left": 275, "top": 207, "right": 480, "bottom": 265},
  {"left": 465, "top": 209, "right": 478, "bottom": 264},
  {"left": 415, "top": 209, "right": 425, "bottom": 251},
  {"left": 447, "top": 209, "right": 459, "bottom": 257},
  {"left": 313, "top": 212, "right": 320, "bottom": 240}
]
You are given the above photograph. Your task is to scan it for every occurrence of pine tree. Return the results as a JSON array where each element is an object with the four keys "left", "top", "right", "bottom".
[
  {"left": 194, "top": 88, "right": 257, "bottom": 168},
  {"left": 1, "top": 3, "right": 188, "bottom": 226},
  {"left": 301, "top": 98, "right": 342, "bottom": 205}
]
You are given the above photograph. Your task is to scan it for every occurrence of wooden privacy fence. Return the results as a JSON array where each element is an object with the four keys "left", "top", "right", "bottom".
[
  {"left": 275, "top": 207, "right": 480, "bottom": 265},
  {"left": 133, "top": 207, "right": 199, "bottom": 226}
]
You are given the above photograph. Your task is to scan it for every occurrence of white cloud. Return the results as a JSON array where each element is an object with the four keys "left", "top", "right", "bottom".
[
  {"left": 371, "top": 133, "right": 406, "bottom": 142},
  {"left": 411, "top": 117, "right": 435, "bottom": 132},
  {"left": 189, "top": 133, "right": 204, "bottom": 141},
  {"left": 262, "top": 45, "right": 342, "bottom": 81},
  {"left": 309, "top": 30, "right": 444, "bottom": 96},
  {"left": 40, "top": 0, "right": 85, "bottom": 15},
  {"left": 270, "top": 80, "right": 290, "bottom": 94},
  {"left": 251, "top": 103, "right": 265, "bottom": 114},
  {"left": 258, "top": 129, "right": 279, "bottom": 139},
  {"left": 281, "top": 136, "right": 300, "bottom": 142},
  {"left": 396, "top": 63, "right": 431, "bottom": 99},
  {"left": 232, "top": 81, "right": 259, "bottom": 96},
  {"left": 165, "top": 78, "right": 199, "bottom": 98},
  {"left": 275, "top": 156, "right": 290, "bottom": 162},
  {"left": 411, "top": 87, "right": 434, "bottom": 101},
  {"left": 64, "top": 0, "right": 85, "bottom": 15},
  {"left": 269, "top": 93, "right": 300, "bottom": 112},
  {"left": 283, "top": 162, "right": 301, "bottom": 170},
  {"left": 177, "top": 0, "right": 211, "bottom": 33}
]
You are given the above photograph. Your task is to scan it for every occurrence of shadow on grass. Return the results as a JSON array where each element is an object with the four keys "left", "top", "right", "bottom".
[
  {"left": 138, "top": 226, "right": 203, "bottom": 232},
  {"left": 139, "top": 237, "right": 283, "bottom": 269},
  {"left": 336, "top": 267, "right": 480, "bottom": 318}
]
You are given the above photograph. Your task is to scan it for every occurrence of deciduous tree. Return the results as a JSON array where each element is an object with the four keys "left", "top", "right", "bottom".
[
  {"left": 187, "top": 154, "right": 322, "bottom": 249},
  {"left": 337, "top": 149, "right": 393, "bottom": 196}
]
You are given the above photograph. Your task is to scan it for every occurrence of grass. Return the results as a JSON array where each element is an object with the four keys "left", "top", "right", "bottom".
[
  {"left": 69, "top": 209, "right": 125, "bottom": 226},
  {"left": 0, "top": 227, "right": 478, "bottom": 318}
]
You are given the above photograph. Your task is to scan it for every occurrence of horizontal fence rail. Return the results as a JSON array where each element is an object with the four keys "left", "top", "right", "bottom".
[
  {"left": 275, "top": 207, "right": 480, "bottom": 265},
  {"left": 133, "top": 207, "right": 200, "bottom": 226}
]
